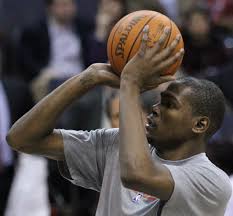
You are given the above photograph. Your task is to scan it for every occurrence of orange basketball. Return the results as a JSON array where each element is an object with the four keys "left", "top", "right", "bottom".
[{"left": 107, "top": 10, "right": 184, "bottom": 75}]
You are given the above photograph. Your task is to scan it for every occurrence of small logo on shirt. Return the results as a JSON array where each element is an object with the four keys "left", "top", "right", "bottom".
[
  {"left": 132, "top": 193, "right": 143, "bottom": 203},
  {"left": 132, "top": 191, "right": 158, "bottom": 203}
]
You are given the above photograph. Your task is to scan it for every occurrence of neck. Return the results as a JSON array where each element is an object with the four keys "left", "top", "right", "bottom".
[{"left": 156, "top": 139, "right": 206, "bottom": 161}]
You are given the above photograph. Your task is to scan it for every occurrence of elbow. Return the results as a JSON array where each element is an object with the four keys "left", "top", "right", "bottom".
[
  {"left": 6, "top": 129, "right": 25, "bottom": 152},
  {"left": 120, "top": 171, "right": 141, "bottom": 190},
  {"left": 6, "top": 130, "right": 18, "bottom": 149},
  {"left": 121, "top": 175, "right": 134, "bottom": 189},
  {"left": 120, "top": 161, "right": 144, "bottom": 189}
]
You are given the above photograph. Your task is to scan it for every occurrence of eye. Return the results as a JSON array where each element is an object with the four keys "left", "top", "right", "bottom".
[{"left": 161, "top": 99, "right": 175, "bottom": 109}]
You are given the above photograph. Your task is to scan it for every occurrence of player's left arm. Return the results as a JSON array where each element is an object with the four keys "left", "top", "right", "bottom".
[{"left": 119, "top": 26, "right": 184, "bottom": 201}]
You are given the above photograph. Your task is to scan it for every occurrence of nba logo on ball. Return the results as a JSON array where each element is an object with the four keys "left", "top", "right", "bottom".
[{"left": 107, "top": 10, "right": 184, "bottom": 76}]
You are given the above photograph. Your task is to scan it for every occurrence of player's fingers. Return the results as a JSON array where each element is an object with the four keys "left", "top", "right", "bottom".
[
  {"left": 153, "top": 35, "right": 181, "bottom": 64},
  {"left": 138, "top": 25, "right": 149, "bottom": 58},
  {"left": 108, "top": 76, "right": 120, "bottom": 88},
  {"left": 150, "top": 27, "right": 171, "bottom": 55},
  {"left": 157, "top": 75, "right": 175, "bottom": 85},
  {"left": 146, "top": 75, "right": 174, "bottom": 89},
  {"left": 101, "top": 63, "right": 112, "bottom": 70},
  {"left": 156, "top": 48, "right": 184, "bottom": 73}
]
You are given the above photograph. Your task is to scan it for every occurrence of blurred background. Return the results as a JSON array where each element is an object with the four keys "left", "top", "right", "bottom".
[{"left": 0, "top": 0, "right": 232, "bottom": 215}]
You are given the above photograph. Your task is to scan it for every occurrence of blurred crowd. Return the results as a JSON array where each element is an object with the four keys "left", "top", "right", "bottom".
[{"left": 0, "top": 0, "right": 233, "bottom": 215}]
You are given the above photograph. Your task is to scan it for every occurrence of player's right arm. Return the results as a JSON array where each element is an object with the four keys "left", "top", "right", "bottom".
[{"left": 6, "top": 64, "right": 119, "bottom": 161}]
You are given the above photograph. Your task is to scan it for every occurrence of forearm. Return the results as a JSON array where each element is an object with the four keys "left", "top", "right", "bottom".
[
  {"left": 119, "top": 78, "right": 156, "bottom": 179},
  {"left": 7, "top": 68, "right": 100, "bottom": 146}
]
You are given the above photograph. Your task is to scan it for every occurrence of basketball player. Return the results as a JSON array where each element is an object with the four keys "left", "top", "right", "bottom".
[{"left": 7, "top": 26, "right": 231, "bottom": 215}]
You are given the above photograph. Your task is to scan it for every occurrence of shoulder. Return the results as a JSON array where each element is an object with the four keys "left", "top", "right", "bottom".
[
  {"left": 184, "top": 156, "right": 232, "bottom": 202},
  {"left": 59, "top": 128, "right": 119, "bottom": 145},
  {"left": 165, "top": 154, "right": 232, "bottom": 201},
  {"left": 60, "top": 128, "right": 119, "bottom": 137},
  {"left": 199, "top": 159, "right": 232, "bottom": 198},
  {"left": 163, "top": 154, "right": 232, "bottom": 214}
]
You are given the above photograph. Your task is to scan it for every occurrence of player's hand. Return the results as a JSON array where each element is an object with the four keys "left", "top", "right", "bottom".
[
  {"left": 89, "top": 63, "right": 120, "bottom": 88},
  {"left": 121, "top": 25, "right": 184, "bottom": 91}
]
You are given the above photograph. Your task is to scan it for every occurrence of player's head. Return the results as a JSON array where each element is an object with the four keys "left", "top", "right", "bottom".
[
  {"left": 146, "top": 77, "right": 225, "bottom": 150},
  {"left": 45, "top": 0, "right": 76, "bottom": 24}
]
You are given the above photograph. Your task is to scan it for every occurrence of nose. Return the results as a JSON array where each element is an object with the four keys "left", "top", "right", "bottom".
[
  {"left": 147, "top": 104, "right": 160, "bottom": 123},
  {"left": 147, "top": 114, "right": 153, "bottom": 125}
]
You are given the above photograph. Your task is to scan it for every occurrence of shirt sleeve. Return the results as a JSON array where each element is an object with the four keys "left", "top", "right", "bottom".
[
  {"left": 58, "top": 128, "right": 119, "bottom": 191},
  {"left": 225, "top": 176, "right": 233, "bottom": 216},
  {"left": 163, "top": 164, "right": 232, "bottom": 215}
]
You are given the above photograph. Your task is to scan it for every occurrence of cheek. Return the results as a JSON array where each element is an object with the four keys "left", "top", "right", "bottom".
[{"left": 161, "top": 111, "right": 192, "bottom": 133}]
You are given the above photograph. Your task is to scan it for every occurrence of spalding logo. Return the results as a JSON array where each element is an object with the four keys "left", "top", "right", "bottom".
[{"left": 115, "top": 15, "right": 147, "bottom": 59}]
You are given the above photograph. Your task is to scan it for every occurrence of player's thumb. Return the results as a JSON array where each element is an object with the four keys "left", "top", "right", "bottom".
[{"left": 158, "top": 75, "right": 175, "bottom": 85}]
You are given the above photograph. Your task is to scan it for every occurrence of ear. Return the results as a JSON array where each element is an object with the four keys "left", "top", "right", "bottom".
[{"left": 192, "top": 116, "right": 210, "bottom": 134}]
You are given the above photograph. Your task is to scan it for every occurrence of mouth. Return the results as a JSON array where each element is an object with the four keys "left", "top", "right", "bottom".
[{"left": 146, "top": 117, "right": 157, "bottom": 128}]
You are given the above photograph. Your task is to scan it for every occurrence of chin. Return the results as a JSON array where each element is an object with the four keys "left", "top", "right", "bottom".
[{"left": 146, "top": 135, "right": 156, "bottom": 146}]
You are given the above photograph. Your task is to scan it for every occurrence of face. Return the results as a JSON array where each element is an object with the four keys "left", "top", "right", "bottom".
[
  {"left": 109, "top": 96, "right": 120, "bottom": 128},
  {"left": 146, "top": 82, "right": 195, "bottom": 150},
  {"left": 187, "top": 12, "right": 210, "bottom": 39},
  {"left": 49, "top": 0, "right": 76, "bottom": 24}
]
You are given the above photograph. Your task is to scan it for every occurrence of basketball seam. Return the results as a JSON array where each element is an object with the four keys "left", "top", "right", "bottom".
[
  {"left": 125, "top": 14, "right": 158, "bottom": 63},
  {"left": 163, "top": 20, "right": 173, "bottom": 48},
  {"left": 110, "top": 14, "right": 132, "bottom": 74},
  {"left": 164, "top": 21, "right": 175, "bottom": 75}
]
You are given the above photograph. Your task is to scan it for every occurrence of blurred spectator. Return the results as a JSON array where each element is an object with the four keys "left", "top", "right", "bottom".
[
  {"left": 17, "top": 0, "right": 94, "bottom": 85},
  {"left": 181, "top": 5, "right": 230, "bottom": 76},
  {"left": 104, "top": 89, "right": 120, "bottom": 128},
  {"left": 206, "top": 103, "right": 233, "bottom": 215},
  {"left": 178, "top": 0, "right": 203, "bottom": 23},
  {"left": 0, "top": 31, "right": 35, "bottom": 215},
  {"left": 95, "top": 0, "right": 127, "bottom": 43},
  {"left": 126, "top": 0, "right": 165, "bottom": 14},
  {"left": 5, "top": 154, "right": 50, "bottom": 216},
  {"left": 208, "top": 0, "right": 233, "bottom": 31},
  {"left": 157, "top": 0, "right": 180, "bottom": 23},
  {"left": 86, "top": 0, "right": 128, "bottom": 66}
]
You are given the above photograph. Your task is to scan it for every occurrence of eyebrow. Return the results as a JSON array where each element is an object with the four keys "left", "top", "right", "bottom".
[{"left": 160, "top": 91, "right": 181, "bottom": 107}]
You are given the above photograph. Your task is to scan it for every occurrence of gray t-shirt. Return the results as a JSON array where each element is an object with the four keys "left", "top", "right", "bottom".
[{"left": 58, "top": 128, "right": 232, "bottom": 216}]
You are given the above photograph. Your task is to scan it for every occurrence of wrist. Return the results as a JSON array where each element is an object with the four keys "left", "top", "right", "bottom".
[
  {"left": 82, "top": 66, "right": 104, "bottom": 85},
  {"left": 121, "top": 75, "right": 141, "bottom": 93},
  {"left": 121, "top": 73, "right": 140, "bottom": 86}
]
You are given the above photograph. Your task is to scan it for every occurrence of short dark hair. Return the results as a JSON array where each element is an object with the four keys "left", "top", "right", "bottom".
[{"left": 178, "top": 77, "right": 225, "bottom": 138}]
